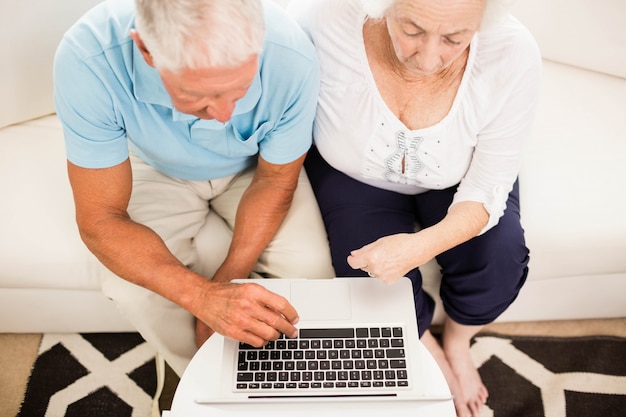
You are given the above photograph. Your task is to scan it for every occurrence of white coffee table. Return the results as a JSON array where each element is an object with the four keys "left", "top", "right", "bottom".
[{"left": 166, "top": 333, "right": 455, "bottom": 417}]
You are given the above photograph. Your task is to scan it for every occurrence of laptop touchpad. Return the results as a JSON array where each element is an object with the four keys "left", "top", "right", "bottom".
[{"left": 290, "top": 280, "right": 352, "bottom": 321}]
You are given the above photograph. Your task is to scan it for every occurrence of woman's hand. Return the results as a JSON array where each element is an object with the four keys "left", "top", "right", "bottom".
[
  {"left": 347, "top": 232, "right": 430, "bottom": 284},
  {"left": 347, "top": 202, "right": 489, "bottom": 285}
]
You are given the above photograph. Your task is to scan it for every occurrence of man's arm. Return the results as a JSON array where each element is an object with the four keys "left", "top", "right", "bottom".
[
  {"left": 67, "top": 159, "right": 299, "bottom": 346},
  {"left": 211, "top": 152, "right": 308, "bottom": 282}
]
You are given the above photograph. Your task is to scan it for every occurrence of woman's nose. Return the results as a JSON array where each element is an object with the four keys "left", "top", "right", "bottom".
[{"left": 416, "top": 38, "right": 442, "bottom": 74}]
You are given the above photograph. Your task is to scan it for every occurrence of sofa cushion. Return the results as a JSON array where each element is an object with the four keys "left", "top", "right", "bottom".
[
  {"left": 511, "top": 0, "right": 626, "bottom": 79},
  {"left": 0, "top": 115, "right": 104, "bottom": 291},
  {"left": 519, "top": 60, "right": 626, "bottom": 280}
]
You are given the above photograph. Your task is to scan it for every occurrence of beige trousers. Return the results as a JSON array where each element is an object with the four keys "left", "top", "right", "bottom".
[{"left": 101, "top": 154, "right": 334, "bottom": 376}]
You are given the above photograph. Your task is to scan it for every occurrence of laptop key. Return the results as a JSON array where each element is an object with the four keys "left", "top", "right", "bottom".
[
  {"left": 386, "top": 348, "right": 406, "bottom": 358},
  {"left": 237, "top": 372, "right": 253, "bottom": 382},
  {"left": 391, "top": 338, "right": 404, "bottom": 347},
  {"left": 390, "top": 359, "right": 407, "bottom": 368},
  {"left": 300, "top": 328, "right": 355, "bottom": 339},
  {"left": 356, "top": 328, "right": 369, "bottom": 338}
]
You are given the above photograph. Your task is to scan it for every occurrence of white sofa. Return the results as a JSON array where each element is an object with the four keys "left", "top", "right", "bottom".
[{"left": 1, "top": 0, "right": 625, "bottom": 334}]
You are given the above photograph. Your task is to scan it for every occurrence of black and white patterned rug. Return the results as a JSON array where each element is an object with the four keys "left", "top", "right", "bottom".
[
  {"left": 471, "top": 334, "right": 626, "bottom": 417},
  {"left": 18, "top": 333, "right": 157, "bottom": 417},
  {"left": 16, "top": 333, "right": 626, "bottom": 417}
]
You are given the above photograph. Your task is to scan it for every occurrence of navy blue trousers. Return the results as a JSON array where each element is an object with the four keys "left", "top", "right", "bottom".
[{"left": 305, "top": 147, "right": 529, "bottom": 336}]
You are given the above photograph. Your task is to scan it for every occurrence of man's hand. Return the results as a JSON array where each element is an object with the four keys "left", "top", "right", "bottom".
[{"left": 193, "top": 281, "right": 299, "bottom": 348}]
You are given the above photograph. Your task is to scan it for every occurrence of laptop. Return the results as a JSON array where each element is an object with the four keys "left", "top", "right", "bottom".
[{"left": 195, "top": 277, "right": 452, "bottom": 405}]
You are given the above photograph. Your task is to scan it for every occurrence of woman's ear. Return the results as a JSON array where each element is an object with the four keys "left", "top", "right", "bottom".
[{"left": 130, "top": 29, "right": 155, "bottom": 67}]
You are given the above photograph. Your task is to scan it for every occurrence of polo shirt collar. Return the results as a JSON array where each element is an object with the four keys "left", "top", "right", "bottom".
[{"left": 132, "top": 44, "right": 262, "bottom": 123}]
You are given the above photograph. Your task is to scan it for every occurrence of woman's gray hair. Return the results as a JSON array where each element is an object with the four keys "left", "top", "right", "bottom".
[
  {"left": 360, "top": 0, "right": 514, "bottom": 31},
  {"left": 135, "top": 0, "right": 265, "bottom": 72}
]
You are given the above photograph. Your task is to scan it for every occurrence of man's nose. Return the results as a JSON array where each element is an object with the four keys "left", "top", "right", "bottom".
[{"left": 205, "top": 99, "right": 236, "bottom": 122}]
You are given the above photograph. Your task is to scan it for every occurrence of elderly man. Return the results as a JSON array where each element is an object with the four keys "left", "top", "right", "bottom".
[{"left": 54, "top": 0, "right": 333, "bottom": 376}]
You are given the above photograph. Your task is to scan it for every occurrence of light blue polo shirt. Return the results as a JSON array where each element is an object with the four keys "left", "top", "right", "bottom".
[{"left": 53, "top": 0, "right": 319, "bottom": 180}]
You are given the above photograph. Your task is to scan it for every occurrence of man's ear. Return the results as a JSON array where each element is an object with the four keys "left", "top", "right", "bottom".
[{"left": 130, "top": 29, "right": 155, "bottom": 67}]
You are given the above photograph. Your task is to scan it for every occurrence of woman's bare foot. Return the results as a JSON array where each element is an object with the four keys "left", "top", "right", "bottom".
[
  {"left": 442, "top": 318, "right": 488, "bottom": 416},
  {"left": 445, "top": 345, "right": 488, "bottom": 416},
  {"left": 195, "top": 318, "right": 215, "bottom": 348},
  {"left": 421, "top": 330, "right": 473, "bottom": 417}
]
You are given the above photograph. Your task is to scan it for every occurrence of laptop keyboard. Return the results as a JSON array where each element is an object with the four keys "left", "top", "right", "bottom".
[{"left": 234, "top": 326, "right": 409, "bottom": 392}]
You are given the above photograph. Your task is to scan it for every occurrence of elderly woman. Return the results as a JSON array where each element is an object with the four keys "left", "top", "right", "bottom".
[{"left": 288, "top": 0, "right": 541, "bottom": 415}]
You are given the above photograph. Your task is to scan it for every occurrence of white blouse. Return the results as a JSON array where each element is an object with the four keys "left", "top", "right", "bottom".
[{"left": 289, "top": 0, "right": 542, "bottom": 233}]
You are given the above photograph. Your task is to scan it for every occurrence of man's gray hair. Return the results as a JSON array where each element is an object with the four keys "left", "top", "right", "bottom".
[
  {"left": 360, "top": 0, "right": 514, "bottom": 31},
  {"left": 135, "top": 0, "right": 265, "bottom": 72}
]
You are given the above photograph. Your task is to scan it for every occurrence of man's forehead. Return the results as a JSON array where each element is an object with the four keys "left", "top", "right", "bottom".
[{"left": 164, "top": 55, "right": 259, "bottom": 94}]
